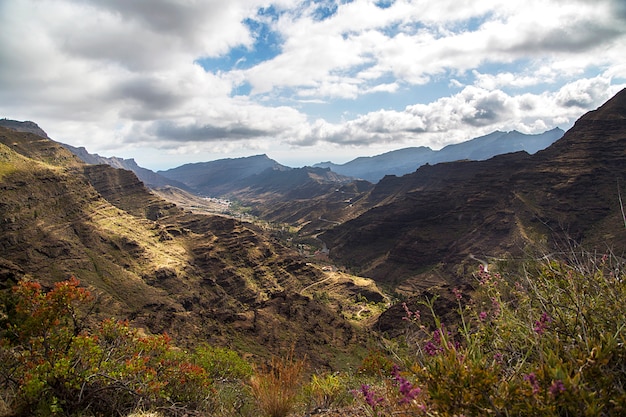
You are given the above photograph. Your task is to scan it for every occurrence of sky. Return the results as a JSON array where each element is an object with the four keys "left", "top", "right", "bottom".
[{"left": 1, "top": 0, "right": 625, "bottom": 171}]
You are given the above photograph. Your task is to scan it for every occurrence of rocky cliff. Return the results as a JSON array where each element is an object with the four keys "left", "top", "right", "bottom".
[{"left": 320, "top": 89, "right": 626, "bottom": 292}]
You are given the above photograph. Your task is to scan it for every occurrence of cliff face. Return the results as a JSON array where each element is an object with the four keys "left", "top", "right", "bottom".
[{"left": 321, "top": 89, "right": 626, "bottom": 291}]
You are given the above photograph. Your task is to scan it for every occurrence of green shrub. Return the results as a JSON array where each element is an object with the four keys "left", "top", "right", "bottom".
[
  {"left": 0, "top": 277, "right": 215, "bottom": 416},
  {"left": 193, "top": 344, "right": 253, "bottom": 381},
  {"left": 305, "top": 371, "right": 352, "bottom": 410},
  {"left": 353, "top": 253, "right": 626, "bottom": 416}
]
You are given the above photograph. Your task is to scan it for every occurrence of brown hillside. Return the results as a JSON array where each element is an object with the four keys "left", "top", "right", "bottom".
[
  {"left": 0, "top": 126, "right": 380, "bottom": 368},
  {"left": 321, "top": 89, "right": 626, "bottom": 292}
]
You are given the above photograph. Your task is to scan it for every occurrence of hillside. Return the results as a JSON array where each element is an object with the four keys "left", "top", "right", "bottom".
[
  {"left": 320, "top": 89, "right": 626, "bottom": 293},
  {"left": 62, "top": 143, "right": 190, "bottom": 189},
  {"left": 2, "top": 89, "right": 624, "bottom": 370},
  {"left": 0, "top": 126, "right": 385, "bottom": 368}
]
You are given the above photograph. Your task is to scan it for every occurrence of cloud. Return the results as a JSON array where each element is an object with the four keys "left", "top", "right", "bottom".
[
  {"left": 293, "top": 76, "right": 616, "bottom": 149},
  {"left": 239, "top": 0, "right": 625, "bottom": 100},
  {"left": 555, "top": 77, "right": 616, "bottom": 109},
  {"left": 149, "top": 121, "right": 272, "bottom": 142},
  {"left": 0, "top": 0, "right": 624, "bottom": 169}
]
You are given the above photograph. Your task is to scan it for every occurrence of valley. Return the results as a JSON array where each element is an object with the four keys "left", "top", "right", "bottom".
[{"left": 0, "top": 89, "right": 625, "bottom": 415}]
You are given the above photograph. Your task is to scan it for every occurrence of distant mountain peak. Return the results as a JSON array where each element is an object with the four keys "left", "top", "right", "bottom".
[{"left": 314, "top": 128, "right": 563, "bottom": 182}]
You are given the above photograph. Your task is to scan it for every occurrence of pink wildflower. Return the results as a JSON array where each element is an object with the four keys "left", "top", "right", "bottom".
[
  {"left": 534, "top": 312, "right": 552, "bottom": 335},
  {"left": 549, "top": 380, "right": 566, "bottom": 396},
  {"left": 423, "top": 341, "right": 443, "bottom": 356},
  {"left": 359, "top": 384, "right": 384, "bottom": 408},
  {"left": 452, "top": 287, "right": 462, "bottom": 300},
  {"left": 524, "top": 373, "right": 540, "bottom": 395},
  {"left": 392, "top": 366, "right": 421, "bottom": 404},
  {"left": 402, "top": 302, "right": 420, "bottom": 321}
]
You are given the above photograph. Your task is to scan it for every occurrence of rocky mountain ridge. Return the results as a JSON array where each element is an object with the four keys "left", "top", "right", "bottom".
[
  {"left": 0, "top": 126, "right": 381, "bottom": 368},
  {"left": 321, "top": 89, "right": 626, "bottom": 292},
  {"left": 314, "top": 128, "right": 564, "bottom": 182},
  {"left": 2, "top": 89, "right": 624, "bottom": 361}
]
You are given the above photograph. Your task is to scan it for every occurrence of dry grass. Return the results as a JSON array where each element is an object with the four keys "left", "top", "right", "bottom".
[{"left": 249, "top": 350, "right": 307, "bottom": 417}]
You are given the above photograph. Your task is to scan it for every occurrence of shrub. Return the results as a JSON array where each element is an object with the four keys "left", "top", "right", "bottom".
[
  {"left": 379, "top": 253, "right": 626, "bottom": 416},
  {"left": 0, "top": 277, "right": 215, "bottom": 416},
  {"left": 193, "top": 344, "right": 253, "bottom": 381},
  {"left": 192, "top": 344, "right": 255, "bottom": 417},
  {"left": 305, "top": 371, "right": 352, "bottom": 410}
]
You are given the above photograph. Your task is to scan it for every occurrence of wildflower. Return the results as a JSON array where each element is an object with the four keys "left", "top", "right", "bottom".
[
  {"left": 360, "top": 384, "right": 384, "bottom": 408},
  {"left": 493, "top": 352, "right": 503, "bottom": 364},
  {"left": 392, "top": 366, "right": 421, "bottom": 404},
  {"left": 432, "top": 328, "right": 442, "bottom": 345},
  {"left": 491, "top": 297, "right": 501, "bottom": 316},
  {"left": 534, "top": 312, "right": 552, "bottom": 335},
  {"left": 549, "top": 380, "right": 566, "bottom": 396},
  {"left": 478, "top": 264, "right": 491, "bottom": 284},
  {"left": 402, "top": 302, "right": 420, "bottom": 321},
  {"left": 524, "top": 373, "right": 540, "bottom": 395},
  {"left": 423, "top": 341, "right": 441, "bottom": 356},
  {"left": 452, "top": 287, "right": 462, "bottom": 300},
  {"left": 479, "top": 311, "right": 488, "bottom": 321}
]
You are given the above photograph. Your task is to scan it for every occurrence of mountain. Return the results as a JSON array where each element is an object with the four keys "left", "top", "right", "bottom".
[
  {"left": 0, "top": 119, "right": 188, "bottom": 190},
  {"left": 158, "top": 156, "right": 370, "bottom": 229},
  {"left": 0, "top": 118, "right": 51, "bottom": 138},
  {"left": 319, "top": 90, "right": 626, "bottom": 293},
  {"left": 314, "top": 128, "right": 564, "bottom": 182},
  {"left": 60, "top": 143, "right": 189, "bottom": 189},
  {"left": 0, "top": 125, "right": 383, "bottom": 368},
  {"left": 315, "top": 146, "right": 436, "bottom": 183},
  {"left": 158, "top": 154, "right": 289, "bottom": 195}
]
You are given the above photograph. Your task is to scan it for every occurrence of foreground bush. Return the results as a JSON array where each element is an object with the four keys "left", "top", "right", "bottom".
[
  {"left": 4, "top": 251, "right": 624, "bottom": 416},
  {"left": 0, "top": 277, "right": 215, "bottom": 416},
  {"left": 354, "top": 253, "right": 626, "bottom": 416}
]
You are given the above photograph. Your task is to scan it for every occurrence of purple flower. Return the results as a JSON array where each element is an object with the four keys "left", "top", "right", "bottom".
[
  {"left": 423, "top": 341, "right": 441, "bottom": 356},
  {"left": 549, "top": 380, "right": 566, "bottom": 396},
  {"left": 534, "top": 312, "right": 552, "bottom": 335},
  {"left": 479, "top": 311, "right": 488, "bottom": 321},
  {"left": 360, "top": 384, "right": 384, "bottom": 408},
  {"left": 524, "top": 373, "right": 540, "bottom": 395},
  {"left": 392, "top": 366, "right": 421, "bottom": 404}
]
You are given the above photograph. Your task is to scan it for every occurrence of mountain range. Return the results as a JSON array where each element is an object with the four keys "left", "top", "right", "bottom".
[
  {"left": 321, "top": 89, "right": 626, "bottom": 293},
  {"left": 314, "top": 128, "right": 564, "bottom": 182},
  {"left": 0, "top": 88, "right": 624, "bottom": 368},
  {"left": 0, "top": 119, "right": 564, "bottom": 194},
  {"left": 0, "top": 125, "right": 380, "bottom": 368}
]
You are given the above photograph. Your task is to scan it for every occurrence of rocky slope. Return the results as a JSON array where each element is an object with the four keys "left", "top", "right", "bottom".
[
  {"left": 0, "top": 126, "right": 382, "bottom": 368},
  {"left": 62, "top": 143, "right": 190, "bottom": 189},
  {"left": 320, "top": 89, "right": 626, "bottom": 292}
]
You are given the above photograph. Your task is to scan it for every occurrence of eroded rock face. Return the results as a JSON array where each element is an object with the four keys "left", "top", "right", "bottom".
[
  {"left": 0, "top": 127, "right": 369, "bottom": 368},
  {"left": 321, "top": 89, "right": 626, "bottom": 288},
  {"left": 83, "top": 164, "right": 180, "bottom": 220}
]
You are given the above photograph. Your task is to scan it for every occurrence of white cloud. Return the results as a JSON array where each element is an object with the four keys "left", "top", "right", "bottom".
[
  {"left": 0, "top": 0, "right": 624, "bottom": 169},
  {"left": 292, "top": 75, "right": 616, "bottom": 150}
]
